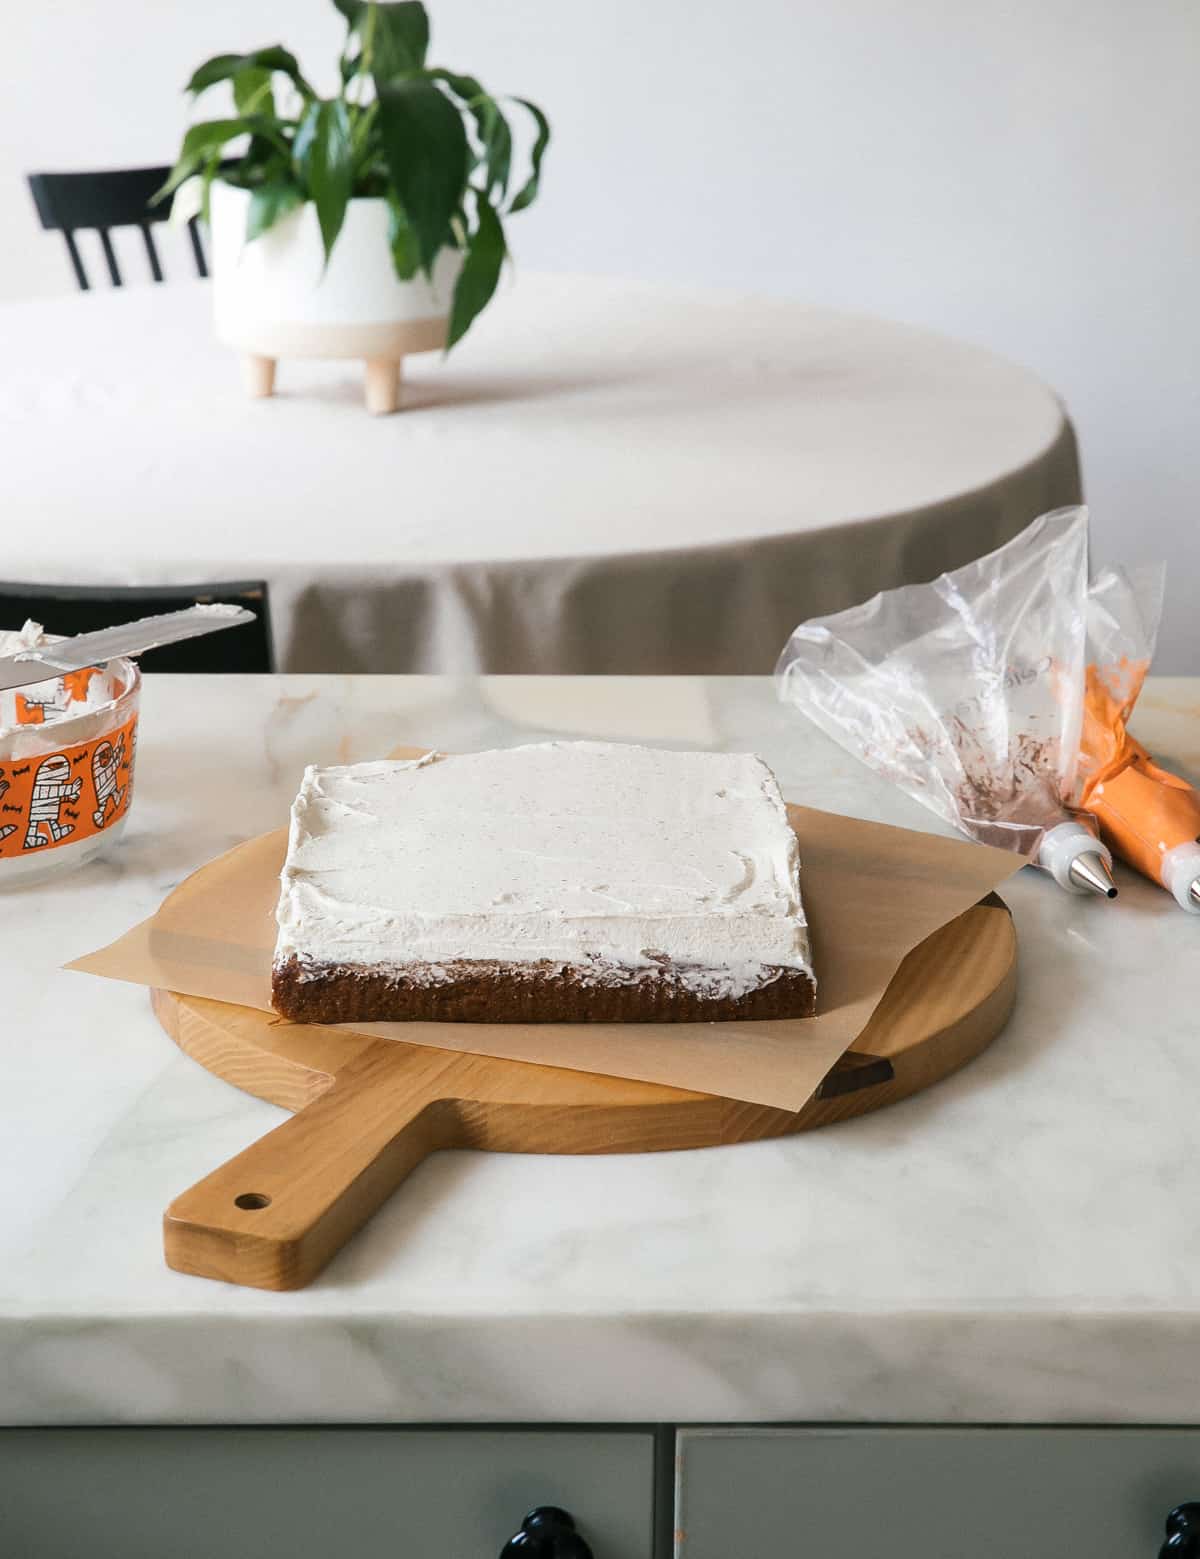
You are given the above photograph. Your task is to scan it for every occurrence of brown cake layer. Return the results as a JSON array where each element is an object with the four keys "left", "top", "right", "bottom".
[{"left": 271, "top": 955, "right": 817, "bottom": 1025}]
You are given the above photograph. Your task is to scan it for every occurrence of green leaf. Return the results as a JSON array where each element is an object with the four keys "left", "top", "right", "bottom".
[
  {"left": 447, "top": 191, "right": 505, "bottom": 348},
  {"left": 428, "top": 71, "right": 512, "bottom": 201},
  {"left": 425, "top": 71, "right": 484, "bottom": 142},
  {"left": 375, "top": 77, "right": 468, "bottom": 272},
  {"left": 334, "top": 1, "right": 429, "bottom": 75},
  {"left": 154, "top": 118, "right": 254, "bottom": 202},
  {"left": 242, "top": 132, "right": 292, "bottom": 181},
  {"left": 246, "top": 180, "right": 305, "bottom": 241},
  {"left": 331, "top": 0, "right": 366, "bottom": 28},
  {"left": 508, "top": 97, "right": 550, "bottom": 213},
  {"left": 232, "top": 66, "right": 274, "bottom": 116},
  {"left": 424, "top": 69, "right": 479, "bottom": 100},
  {"left": 199, "top": 167, "right": 217, "bottom": 224},
  {"left": 293, "top": 99, "right": 355, "bottom": 261},
  {"left": 350, "top": 98, "right": 380, "bottom": 160},
  {"left": 386, "top": 195, "right": 421, "bottom": 279},
  {"left": 480, "top": 99, "right": 512, "bottom": 201},
  {"left": 186, "top": 46, "right": 314, "bottom": 100},
  {"left": 371, "top": 2, "right": 430, "bottom": 77}
]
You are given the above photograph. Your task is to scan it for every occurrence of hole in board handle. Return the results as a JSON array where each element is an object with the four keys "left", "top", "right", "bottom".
[{"left": 234, "top": 1192, "right": 271, "bottom": 1211}]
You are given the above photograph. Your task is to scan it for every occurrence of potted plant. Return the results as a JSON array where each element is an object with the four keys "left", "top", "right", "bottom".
[{"left": 161, "top": 0, "right": 550, "bottom": 412}]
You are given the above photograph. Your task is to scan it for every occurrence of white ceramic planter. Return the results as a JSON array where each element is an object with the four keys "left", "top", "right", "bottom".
[{"left": 209, "top": 180, "right": 463, "bottom": 412}]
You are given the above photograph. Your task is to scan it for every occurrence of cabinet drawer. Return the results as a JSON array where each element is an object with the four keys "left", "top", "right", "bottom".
[
  {"left": 0, "top": 1427, "right": 654, "bottom": 1559},
  {"left": 676, "top": 1427, "right": 1200, "bottom": 1558}
]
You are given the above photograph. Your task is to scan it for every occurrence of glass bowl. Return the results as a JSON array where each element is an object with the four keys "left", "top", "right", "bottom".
[{"left": 0, "top": 656, "right": 141, "bottom": 887}]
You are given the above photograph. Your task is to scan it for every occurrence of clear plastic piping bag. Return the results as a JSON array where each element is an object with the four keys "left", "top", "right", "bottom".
[{"left": 775, "top": 507, "right": 1115, "bottom": 895}]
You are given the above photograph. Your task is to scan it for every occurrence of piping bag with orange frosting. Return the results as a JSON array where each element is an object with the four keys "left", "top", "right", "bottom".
[
  {"left": 1076, "top": 566, "right": 1200, "bottom": 913},
  {"left": 776, "top": 506, "right": 1127, "bottom": 899}
]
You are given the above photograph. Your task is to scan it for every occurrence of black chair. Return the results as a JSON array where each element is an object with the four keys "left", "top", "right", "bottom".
[
  {"left": 0, "top": 582, "right": 275, "bottom": 674},
  {"left": 27, "top": 166, "right": 209, "bottom": 290}
]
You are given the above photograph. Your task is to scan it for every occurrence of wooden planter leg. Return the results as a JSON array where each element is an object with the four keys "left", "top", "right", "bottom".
[
  {"left": 364, "top": 356, "right": 402, "bottom": 415},
  {"left": 242, "top": 355, "right": 277, "bottom": 399}
]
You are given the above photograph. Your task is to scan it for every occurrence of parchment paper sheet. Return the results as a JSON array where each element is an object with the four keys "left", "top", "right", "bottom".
[{"left": 69, "top": 763, "right": 1021, "bottom": 1110}]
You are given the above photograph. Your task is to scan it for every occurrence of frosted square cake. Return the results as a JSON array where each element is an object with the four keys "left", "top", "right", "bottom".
[{"left": 271, "top": 741, "right": 815, "bottom": 1024}]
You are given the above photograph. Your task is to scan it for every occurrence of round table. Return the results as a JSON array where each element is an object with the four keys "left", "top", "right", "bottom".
[{"left": 0, "top": 274, "right": 1080, "bottom": 674}]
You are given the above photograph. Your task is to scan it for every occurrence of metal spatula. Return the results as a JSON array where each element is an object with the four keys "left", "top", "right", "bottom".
[{"left": 0, "top": 604, "right": 256, "bottom": 692}]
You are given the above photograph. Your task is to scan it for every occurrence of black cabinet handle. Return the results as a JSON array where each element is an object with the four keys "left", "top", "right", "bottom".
[
  {"left": 1160, "top": 1503, "right": 1200, "bottom": 1557},
  {"left": 499, "top": 1505, "right": 595, "bottom": 1559}
]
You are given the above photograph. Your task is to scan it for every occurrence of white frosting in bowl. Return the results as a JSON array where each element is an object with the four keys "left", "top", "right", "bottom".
[
  {"left": 0, "top": 620, "right": 138, "bottom": 753},
  {"left": 0, "top": 619, "right": 50, "bottom": 658},
  {"left": 275, "top": 741, "right": 812, "bottom": 993}
]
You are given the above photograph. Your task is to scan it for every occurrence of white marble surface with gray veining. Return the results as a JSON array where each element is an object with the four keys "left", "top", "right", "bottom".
[{"left": 2, "top": 675, "right": 1199, "bottom": 1426}]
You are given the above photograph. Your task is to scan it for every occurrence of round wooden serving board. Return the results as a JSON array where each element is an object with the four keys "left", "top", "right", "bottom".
[{"left": 154, "top": 896, "right": 1015, "bottom": 1293}]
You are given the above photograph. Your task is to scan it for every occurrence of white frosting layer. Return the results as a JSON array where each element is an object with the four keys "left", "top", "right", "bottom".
[
  {"left": 0, "top": 619, "right": 50, "bottom": 658},
  {"left": 275, "top": 741, "right": 811, "bottom": 992},
  {"left": 0, "top": 620, "right": 133, "bottom": 754}
]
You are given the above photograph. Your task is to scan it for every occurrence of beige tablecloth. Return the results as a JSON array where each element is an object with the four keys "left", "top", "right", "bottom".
[{"left": 0, "top": 274, "right": 1080, "bottom": 672}]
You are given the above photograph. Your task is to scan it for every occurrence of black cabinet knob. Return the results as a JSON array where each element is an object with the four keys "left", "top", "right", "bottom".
[
  {"left": 499, "top": 1505, "right": 595, "bottom": 1559},
  {"left": 1160, "top": 1503, "right": 1200, "bottom": 1557}
]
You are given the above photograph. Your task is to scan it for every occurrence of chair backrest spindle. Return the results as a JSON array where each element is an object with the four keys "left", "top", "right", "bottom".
[
  {"left": 138, "top": 223, "right": 164, "bottom": 283},
  {"left": 62, "top": 229, "right": 90, "bottom": 290},
  {"left": 186, "top": 218, "right": 209, "bottom": 279},
  {"left": 97, "top": 227, "right": 122, "bottom": 287}
]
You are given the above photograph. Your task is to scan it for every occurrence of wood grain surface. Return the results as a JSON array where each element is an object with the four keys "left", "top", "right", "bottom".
[{"left": 157, "top": 898, "right": 1016, "bottom": 1292}]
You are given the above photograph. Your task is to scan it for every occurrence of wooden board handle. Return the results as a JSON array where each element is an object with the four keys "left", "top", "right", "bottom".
[{"left": 163, "top": 1042, "right": 467, "bottom": 1291}]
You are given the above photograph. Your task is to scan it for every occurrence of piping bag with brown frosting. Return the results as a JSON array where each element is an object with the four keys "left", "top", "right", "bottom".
[{"left": 775, "top": 506, "right": 1131, "bottom": 899}]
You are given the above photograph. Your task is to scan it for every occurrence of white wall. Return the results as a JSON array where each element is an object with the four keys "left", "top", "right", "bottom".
[{"left": 5, "top": 0, "right": 1198, "bottom": 667}]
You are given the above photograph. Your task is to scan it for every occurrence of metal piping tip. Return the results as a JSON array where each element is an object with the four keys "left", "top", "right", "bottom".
[
  {"left": 1070, "top": 852, "right": 1118, "bottom": 899},
  {"left": 1191, "top": 881, "right": 1200, "bottom": 910}
]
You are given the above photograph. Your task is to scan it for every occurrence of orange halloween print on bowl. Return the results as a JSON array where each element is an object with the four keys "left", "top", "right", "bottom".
[
  {"left": 0, "top": 709, "right": 139, "bottom": 860},
  {"left": 14, "top": 667, "right": 102, "bottom": 727}
]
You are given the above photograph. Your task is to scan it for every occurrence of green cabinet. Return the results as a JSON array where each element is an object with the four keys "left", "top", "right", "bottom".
[
  {"left": 675, "top": 1427, "right": 1200, "bottom": 1558},
  {"left": 0, "top": 1427, "right": 655, "bottom": 1559}
]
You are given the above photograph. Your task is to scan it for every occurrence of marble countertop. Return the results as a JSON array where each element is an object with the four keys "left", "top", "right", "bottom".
[{"left": 3, "top": 674, "right": 1199, "bottom": 1427}]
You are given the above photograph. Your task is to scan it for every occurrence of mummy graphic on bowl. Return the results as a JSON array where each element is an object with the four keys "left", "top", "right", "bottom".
[
  {"left": 24, "top": 754, "right": 82, "bottom": 849},
  {"left": 0, "top": 769, "right": 15, "bottom": 843},
  {"left": 91, "top": 735, "right": 126, "bottom": 828}
]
